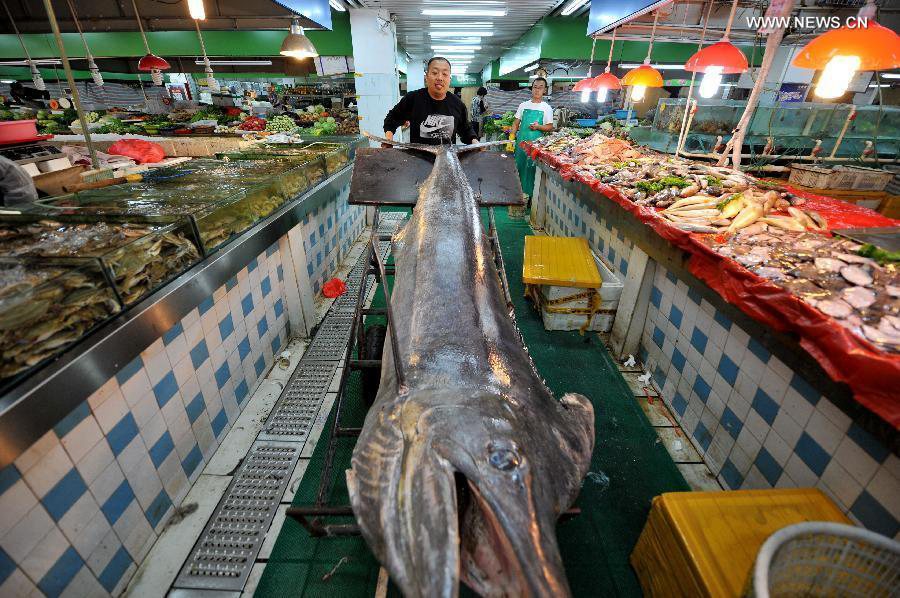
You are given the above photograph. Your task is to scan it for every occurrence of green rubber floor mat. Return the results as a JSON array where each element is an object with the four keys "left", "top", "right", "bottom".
[{"left": 255, "top": 209, "right": 688, "bottom": 597}]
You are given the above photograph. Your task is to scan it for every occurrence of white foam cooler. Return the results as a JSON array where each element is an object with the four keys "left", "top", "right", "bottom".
[{"left": 539, "top": 254, "right": 622, "bottom": 332}]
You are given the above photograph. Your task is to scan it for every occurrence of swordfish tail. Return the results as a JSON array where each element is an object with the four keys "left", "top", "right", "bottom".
[{"left": 347, "top": 145, "right": 595, "bottom": 598}]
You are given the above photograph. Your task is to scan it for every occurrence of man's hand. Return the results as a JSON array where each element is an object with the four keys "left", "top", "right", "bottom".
[{"left": 381, "top": 131, "right": 394, "bottom": 148}]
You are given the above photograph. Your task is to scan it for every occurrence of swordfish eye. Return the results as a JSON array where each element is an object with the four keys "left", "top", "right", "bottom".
[{"left": 487, "top": 441, "right": 520, "bottom": 471}]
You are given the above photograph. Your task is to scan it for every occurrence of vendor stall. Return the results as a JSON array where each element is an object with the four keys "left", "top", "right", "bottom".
[{"left": 526, "top": 130, "right": 898, "bottom": 533}]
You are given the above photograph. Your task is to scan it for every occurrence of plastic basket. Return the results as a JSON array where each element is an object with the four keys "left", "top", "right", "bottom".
[{"left": 749, "top": 522, "right": 900, "bottom": 598}]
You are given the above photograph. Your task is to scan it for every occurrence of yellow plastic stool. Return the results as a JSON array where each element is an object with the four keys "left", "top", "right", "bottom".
[
  {"left": 522, "top": 236, "right": 601, "bottom": 288},
  {"left": 630, "top": 489, "right": 851, "bottom": 598}
]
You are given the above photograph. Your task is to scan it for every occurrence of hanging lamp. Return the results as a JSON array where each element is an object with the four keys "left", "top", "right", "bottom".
[
  {"left": 573, "top": 37, "right": 600, "bottom": 102},
  {"left": 621, "top": 10, "right": 663, "bottom": 101},
  {"left": 280, "top": 18, "right": 318, "bottom": 59},
  {"left": 64, "top": 0, "right": 102, "bottom": 86},
  {"left": 187, "top": 0, "right": 205, "bottom": 20},
  {"left": 590, "top": 27, "right": 621, "bottom": 102},
  {"left": 792, "top": 0, "right": 900, "bottom": 99},
  {"left": 194, "top": 20, "right": 219, "bottom": 93},
  {"left": 3, "top": 2, "right": 45, "bottom": 90},
  {"left": 684, "top": 0, "right": 748, "bottom": 98},
  {"left": 131, "top": 0, "right": 170, "bottom": 85}
]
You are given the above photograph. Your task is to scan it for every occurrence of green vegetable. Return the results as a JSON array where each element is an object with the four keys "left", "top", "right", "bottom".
[
  {"left": 716, "top": 193, "right": 740, "bottom": 211},
  {"left": 658, "top": 176, "right": 690, "bottom": 189},
  {"left": 858, "top": 244, "right": 900, "bottom": 265},
  {"left": 706, "top": 176, "right": 721, "bottom": 186},
  {"left": 85, "top": 111, "right": 99, "bottom": 123},
  {"left": 266, "top": 115, "right": 298, "bottom": 133}
]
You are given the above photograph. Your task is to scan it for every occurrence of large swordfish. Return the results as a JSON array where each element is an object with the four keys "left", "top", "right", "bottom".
[{"left": 346, "top": 136, "right": 595, "bottom": 597}]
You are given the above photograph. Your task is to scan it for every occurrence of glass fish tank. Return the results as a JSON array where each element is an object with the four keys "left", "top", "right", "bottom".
[
  {"left": 643, "top": 99, "right": 900, "bottom": 158},
  {"left": 0, "top": 256, "right": 121, "bottom": 381},
  {"left": 0, "top": 217, "right": 202, "bottom": 306},
  {"left": 33, "top": 157, "right": 318, "bottom": 254}
]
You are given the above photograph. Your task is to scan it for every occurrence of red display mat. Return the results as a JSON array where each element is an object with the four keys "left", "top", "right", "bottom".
[{"left": 525, "top": 142, "right": 900, "bottom": 428}]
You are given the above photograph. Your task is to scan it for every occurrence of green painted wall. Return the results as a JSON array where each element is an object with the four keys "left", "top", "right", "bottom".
[
  {"left": 0, "top": 11, "right": 352, "bottom": 60},
  {"left": 499, "top": 21, "right": 544, "bottom": 76}
]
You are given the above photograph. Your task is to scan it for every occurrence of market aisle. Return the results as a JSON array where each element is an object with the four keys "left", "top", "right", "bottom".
[{"left": 255, "top": 209, "right": 688, "bottom": 597}]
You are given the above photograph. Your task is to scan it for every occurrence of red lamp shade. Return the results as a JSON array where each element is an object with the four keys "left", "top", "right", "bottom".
[
  {"left": 138, "top": 53, "right": 171, "bottom": 71},
  {"left": 621, "top": 64, "right": 663, "bottom": 88},
  {"left": 684, "top": 40, "right": 749, "bottom": 74},
  {"left": 592, "top": 71, "right": 621, "bottom": 90},
  {"left": 573, "top": 77, "right": 597, "bottom": 92},
  {"left": 792, "top": 21, "right": 900, "bottom": 71}
]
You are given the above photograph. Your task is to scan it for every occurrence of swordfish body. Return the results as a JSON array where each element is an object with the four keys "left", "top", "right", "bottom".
[{"left": 347, "top": 139, "right": 595, "bottom": 597}]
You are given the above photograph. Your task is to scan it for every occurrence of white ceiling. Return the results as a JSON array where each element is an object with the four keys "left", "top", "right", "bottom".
[{"left": 356, "top": 0, "right": 573, "bottom": 73}]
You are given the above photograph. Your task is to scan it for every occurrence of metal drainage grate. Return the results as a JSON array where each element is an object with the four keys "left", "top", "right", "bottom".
[
  {"left": 172, "top": 441, "right": 301, "bottom": 592},
  {"left": 303, "top": 314, "right": 355, "bottom": 361},
  {"left": 258, "top": 360, "right": 338, "bottom": 441}
]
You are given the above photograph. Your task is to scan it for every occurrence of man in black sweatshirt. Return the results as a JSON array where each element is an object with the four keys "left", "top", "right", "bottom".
[{"left": 383, "top": 57, "right": 478, "bottom": 146}]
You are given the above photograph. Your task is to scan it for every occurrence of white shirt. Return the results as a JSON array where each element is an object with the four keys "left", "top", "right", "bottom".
[{"left": 515, "top": 100, "right": 553, "bottom": 125}]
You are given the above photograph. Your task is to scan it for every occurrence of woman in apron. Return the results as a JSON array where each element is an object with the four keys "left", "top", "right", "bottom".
[{"left": 509, "top": 77, "right": 554, "bottom": 199}]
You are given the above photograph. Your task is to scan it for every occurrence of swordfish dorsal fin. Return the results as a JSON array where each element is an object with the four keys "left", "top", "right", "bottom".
[{"left": 349, "top": 135, "right": 524, "bottom": 207}]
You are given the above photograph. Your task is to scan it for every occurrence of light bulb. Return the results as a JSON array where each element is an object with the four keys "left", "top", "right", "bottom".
[
  {"left": 815, "top": 55, "right": 860, "bottom": 99},
  {"left": 630, "top": 85, "right": 646, "bottom": 101},
  {"left": 698, "top": 65, "right": 724, "bottom": 99},
  {"left": 188, "top": 0, "right": 205, "bottom": 20},
  {"left": 151, "top": 69, "right": 164, "bottom": 86},
  {"left": 29, "top": 61, "right": 45, "bottom": 91},
  {"left": 597, "top": 87, "right": 609, "bottom": 102},
  {"left": 580, "top": 89, "right": 590, "bottom": 103}
]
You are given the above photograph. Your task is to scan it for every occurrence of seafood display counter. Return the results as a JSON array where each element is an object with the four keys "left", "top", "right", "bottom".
[
  {"left": 525, "top": 133, "right": 899, "bottom": 536},
  {"left": 0, "top": 137, "right": 368, "bottom": 471}
]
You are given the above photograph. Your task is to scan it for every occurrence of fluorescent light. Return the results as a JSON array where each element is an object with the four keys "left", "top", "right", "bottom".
[
  {"left": 0, "top": 59, "right": 61, "bottom": 65},
  {"left": 869, "top": 84, "right": 891, "bottom": 88},
  {"left": 188, "top": 0, "right": 205, "bottom": 19},
  {"left": 523, "top": 63, "right": 539, "bottom": 72},
  {"left": 194, "top": 60, "right": 273, "bottom": 66},
  {"left": 423, "top": 9, "right": 506, "bottom": 16},
  {"left": 329, "top": 0, "right": 345, "bottom": 11},
  {"left": 431, "top": 45, "right": 481, "bottom": 51},
  {"left": 561, "top": 0, "right": 590, "bottom": 16},
  {"left": 881, "top": 73, "right": 900, "bottom": 80},
  {"left": 619, "top": 63, "right": 684, "bottom": 70},
  {"left": 429, "top": 31, "right": 493, "bottom": 37},
  {"left": 430, "top": 22, "right": 493, "bottom": 28},
  {"left": 0, "top": 80, "right": 13, "bottom": 83}
]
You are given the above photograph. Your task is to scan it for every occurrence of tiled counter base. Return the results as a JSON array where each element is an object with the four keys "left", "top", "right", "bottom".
[
  {"left": 0, "top": 183, "right": 366, "bottom": 596},
  {"left": 532, "top": 164, "right": 899, "bottom": 540}
]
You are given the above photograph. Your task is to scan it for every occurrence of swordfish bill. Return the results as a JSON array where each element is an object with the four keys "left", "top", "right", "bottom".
[{"left": 346, "top": 136, "right": 595, "bottom": 597}]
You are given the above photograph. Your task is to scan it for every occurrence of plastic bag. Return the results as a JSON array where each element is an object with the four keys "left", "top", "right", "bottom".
[
  {"left": 106, "top": 139, "right": 165, "bottom": 164},
  {"left": 322, "top": 278, "right": 347, "bottom": 298}
]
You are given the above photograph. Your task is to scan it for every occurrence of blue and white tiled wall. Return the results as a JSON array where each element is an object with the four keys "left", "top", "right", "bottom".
[
  {"left": 0, "top": 187, "right": 366, "bottom": 596},
  {"left": 542, "top": 173, "right": 635, "bottom": 280},
  {"left": 538, "top": 167, "right": 899, "bottom": 540},
  {"left": 640, "top": 265, "right": 899, "bottom": 539},
  {"left": 301, "top": 182, "right": 366, "bottom": 296}
]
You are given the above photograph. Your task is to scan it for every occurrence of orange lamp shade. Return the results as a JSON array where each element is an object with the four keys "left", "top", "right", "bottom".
[
  {"left": 573, "top": 77, "right": 597, "bottom": 92},
  {"left": 685, "top": 40, "right": 749, "bottom": 74},
  {"left": 138, "top": 53, "right": 171, "bottom": 71},
  {"left": 592, "top": 71, "right": 622, "bottom": 90},
  {"left": 792, "top": 21, "right": 900, "bottom": 71},
  {"left": 621, "top": 64, "right": 663, "bottom": 88}
]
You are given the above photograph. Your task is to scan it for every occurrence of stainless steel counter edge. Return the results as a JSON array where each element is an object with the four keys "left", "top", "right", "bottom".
[{"left": 0, "top": 164, "right": 353, "bottom": 468}]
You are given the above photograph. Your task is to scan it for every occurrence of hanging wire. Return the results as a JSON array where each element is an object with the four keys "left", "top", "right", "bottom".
[
  {"left": 676, "top": 0, "right": 714, "bottom": 156},
  {"left": 644, "top": 10, "right": 660, "bottom": 63},
  {"left": 64, "top": 0, "right": 103, "bottom": 87},
  {"left": 604, "top": 27, "right": 616, "bottom": 72},
  {"left": 131, "top": 0, "right": 152, "bottom": 54},
  {"left": 194, "top": 19, "right": 220, "bottom": 93},
  {"left": 723, "top": 0, "right": 740, "bottom": 39},
  {"left": 587, "top": 37, "right": 597, "bottom": 78},
  {"left": 2, "top": 0, "right": 45, "bottom": 90}
]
